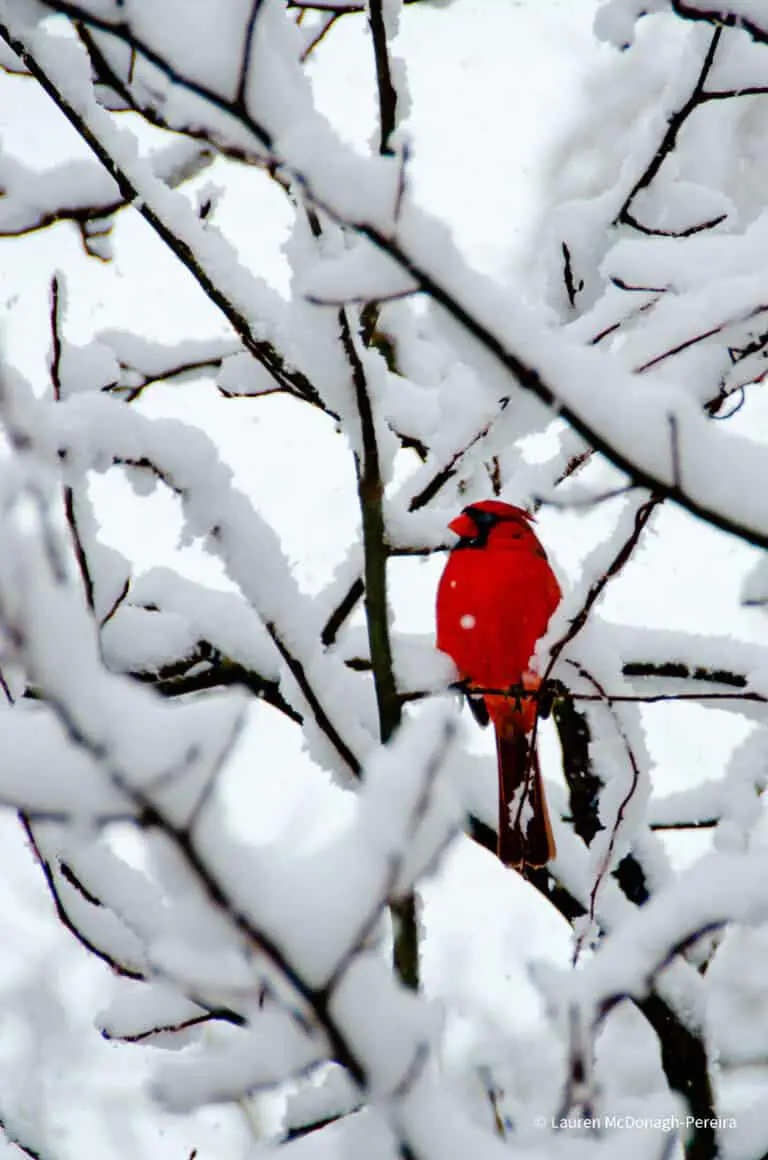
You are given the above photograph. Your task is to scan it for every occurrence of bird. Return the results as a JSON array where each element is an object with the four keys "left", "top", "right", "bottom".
[{"left": 435, "top": 500, "right": 562, "bottom": 870}]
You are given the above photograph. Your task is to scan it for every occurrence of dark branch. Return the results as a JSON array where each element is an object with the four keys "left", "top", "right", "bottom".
[
  {"left": 105, "top": 354, "right": 229, "bottom": 402},
  {"left": 132, "top": 653, "right": 304, "bottom": 724},
  {"left": 300, "top": 13, "right": 342, "bottom": 61},
  {"left": 338, "top": 309, "right": 400, "bottom": 745},
  {"left": 671, "top": 2, "right": 768, "bottom": 46},
  {"left": 622, "top": 659, "right": 749, "bottom": 689},
  {"left": 368, "top": 0, "right": 398, "bottom": 155},
  {"left": 337, "top": 306, "right": 417, "bottom": 989},
  {"left": 101, "top": 1009, "right": 246, "bottom": 1043},
  {"left": 321, "top": 577, "right": 365, "bottom": 648},
  {"left": 48, "top": 275, "right": 63, "bottom": 400},
  {"left": 561, "top": 242, "right": 583, "bottom": 308},
  {"left": 19, "top": 812, "right": 146, "bottom": 981},
  {"left": 99, "top": 576, "right": 130, "bottom": 627},
  {"left": 266, "top": 624, "right": 361, "bottom": 776},
  {"left": 235, "top": 0, "right": 265, "bottom": 109},
  {"left": 407, "top": 398, "right": 510, "bottom": 512},
  {"left": 63, "top": 487, "right": 95, "bottom": 612},
  {"left": 615, "top": 27, "right": 723, "bottom": 230}
]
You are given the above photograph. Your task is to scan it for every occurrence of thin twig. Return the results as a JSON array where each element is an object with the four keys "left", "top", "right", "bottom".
[
  {"left": 408, "top": 398, "right": 511, "bottom": 512},
  {"left": 616, "top": 27, "right": 723, "bottom": 229},
  {"left": 101, "top": 1009, "right": 245, "bottom": 1043},
  {"left": 63, "top": 487, "right": 95, "bottom": 612},
  {"left": 235, "top": 0, "right": 266, "bottom": 109},
  {"left": 99, "top": 577, "right": 130, "bottom": 627},
  {"left": 19, "top": 812, "right": 147, "bottom": 980},
  {"left": 300, "top": 13, "right": 341, "bottom": 61},
  {"left": 561, "top": 242, "right": 583, "bottom": 308},
  {"left": 368, "top": 0, "right": 398, "bottom": 155},
  {"left": 321, "top": 577, "right": 365, "bottom": 648},
  {"left": 48, "top": 275, "right": 63, "bottom": 400},
  {"left": 266, "top": 624, "right": 361, "bottom": 776},
  {"left": 543, "top": 497, "right": 661, "bottom": 683},
  {"left": 671, "top": 1, "right": 768, "bottom": 48}
]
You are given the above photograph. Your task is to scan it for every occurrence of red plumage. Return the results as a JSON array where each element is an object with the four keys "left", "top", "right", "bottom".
[{"left": 436, "top": 500, "right": 561, "bottom": 869}]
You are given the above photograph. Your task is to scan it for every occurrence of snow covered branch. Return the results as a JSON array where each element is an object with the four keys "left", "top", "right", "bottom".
[
  {"left": 10, "top": 0, "right": 768, "bottom": 555},
  {"left": 2, "top": 2, "right": 768, "bottom": 1157}
]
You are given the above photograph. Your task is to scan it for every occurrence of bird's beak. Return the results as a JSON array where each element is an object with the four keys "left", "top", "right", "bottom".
[{"left": 447, "top": 512, "right": 476, "bottom": 540}]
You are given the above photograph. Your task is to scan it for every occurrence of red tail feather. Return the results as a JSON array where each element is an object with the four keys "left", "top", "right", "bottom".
[{"left": 495, "top": 721, "right": 555, "bottom": 869}]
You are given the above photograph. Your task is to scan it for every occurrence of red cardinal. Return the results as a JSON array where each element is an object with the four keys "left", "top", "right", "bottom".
[{"left": 436, "top": 500, "right": 561, "bottom": 869}]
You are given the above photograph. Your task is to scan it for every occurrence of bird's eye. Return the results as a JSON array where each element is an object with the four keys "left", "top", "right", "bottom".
[
  {"left": 465, "top": 507, "right": 496, "bottom": 529},
  {"left": 455, "top": 507, "right": 497, "bottom": 550}
]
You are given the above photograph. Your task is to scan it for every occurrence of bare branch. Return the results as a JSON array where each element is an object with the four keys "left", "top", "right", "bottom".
[
  {"left": 63, "top": 487, "right": 95, "bottom": 613},
  {"left": 265, "top": 623, "right": 362, "bottom": 776},
  {"left": 368, "top": 0, "right": 398, "bottom": 156},
  {"left": 48, "top": 275, "right": 63, "bottom": 400},
  {"left": 561, "top": 241, "right": 584, "bottom": 308},
  {"left": 321, "top": 577, "right": 365, "bottom": 648},
  {"left": 338, "top": 309, "right": 400, "bottom": 744},
  {"left": 671, "top": 1, "right": 768, "bottom": 45},
  {"left": 615, "top": 27, "right": 723, "bottom": 231},
  {"left": 300, "top": 13, "right": 342, "bottom": 61},
  {"left": 19, "top": 813, "right": 147, "bottom": 981},
  {"left": 235, "top": 0, "right": 266, "bottom": 110},
  {"left": 132, "top": 651, "right": 304, "bottom": 724}
]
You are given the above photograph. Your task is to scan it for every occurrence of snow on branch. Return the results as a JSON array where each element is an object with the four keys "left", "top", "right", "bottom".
[
  {"left": 14, "top": 1, "right": 768, "bottom": 555},
  {"left": 0, "top": 367, "right": 482, "bottom": 1140},
  {"left": 0, "top": 9, "right": 328, "bottom": 411},
  {"left": 572, "top": 842, "right": 768, "bottom": 1026},
  {"left": 610, "top": 622, "right": 768, "bottom": 719},
  {"left": 3, "top": 2, "right": 768, "bottom": 1156},
  {"left": 54, "top": 396, "right": 371, "bottom": 775},
  {"left": 0, "top": 135, "right": 215, "bottom": 258},
  {"left": 0, "top": 479, "right": 466, "bottom": 1137}
]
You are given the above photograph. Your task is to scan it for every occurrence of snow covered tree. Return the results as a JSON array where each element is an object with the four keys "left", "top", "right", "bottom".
[{"left": 1, "top": 2, "right": 768, "bottom": 1159}]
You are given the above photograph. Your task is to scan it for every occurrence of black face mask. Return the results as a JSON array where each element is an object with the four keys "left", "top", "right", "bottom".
[{"left": 453, "top": 506, "right": 498, "bottom": 550}]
